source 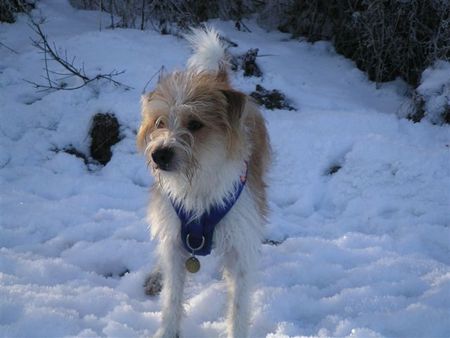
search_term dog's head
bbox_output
[137,70,246,184]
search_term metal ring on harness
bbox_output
[185,234,205,252]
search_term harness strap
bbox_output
[171,163,248,256]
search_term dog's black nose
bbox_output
[152,147,175,170]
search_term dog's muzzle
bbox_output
[151,147,175,171]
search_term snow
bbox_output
[416,60,450,124]
[1,1,450,337]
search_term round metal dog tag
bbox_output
[185,256,200,273]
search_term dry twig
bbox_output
[25,17,132,92]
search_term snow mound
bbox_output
[416,60,450,124]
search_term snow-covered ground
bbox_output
[1,1,450,337]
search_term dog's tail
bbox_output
[185,27,227,73]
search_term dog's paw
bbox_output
[144,270,163,296]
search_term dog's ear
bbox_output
[221,89,246,124]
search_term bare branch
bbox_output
[142,65,165,94]
[0,41,18,54]
[25,16,133,92]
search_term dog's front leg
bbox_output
[223,243,258,338]
[154,239,187,338]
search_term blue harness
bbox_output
[170,165,248,256]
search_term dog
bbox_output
[137,27,271,338]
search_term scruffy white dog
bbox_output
[137,27,270,338]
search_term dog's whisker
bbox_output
[146,159,152,170]
[156,171,164,190]
[144,142,153,157]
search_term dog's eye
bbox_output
[155,119,165,129]
[187,120,203,132]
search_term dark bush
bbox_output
[231,48,263,77]
[69,0,218,32]
[250,84,296,111]
[0,0,34,23]
[259,0,449,87]
[409,61,450,124]
[69,0,257,32]
[333,0,449,86]
[70,1,448,89]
